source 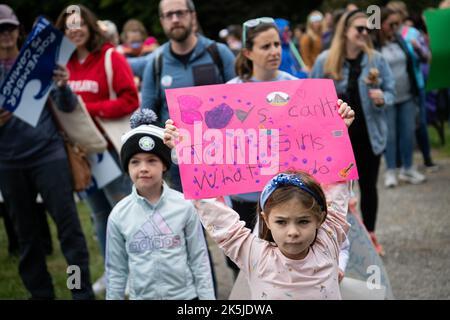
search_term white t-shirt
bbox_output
[227,70,298,84]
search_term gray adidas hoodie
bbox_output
[105,182,215,300]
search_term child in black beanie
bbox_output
[105,109,215,300]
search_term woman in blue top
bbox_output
[226,17,352,276]
[311,10,396,256]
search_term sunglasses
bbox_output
[0,24,18,33]
[242,17,275,45]
[354,25,370,34]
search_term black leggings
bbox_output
[351,139,381,232]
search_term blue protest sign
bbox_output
[0,16,75,127]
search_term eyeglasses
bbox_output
[0,24,18,34]
[242,17,275,45]
[160,9,191,20]
[354,25,370,34]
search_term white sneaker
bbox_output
[384,170,398,188]
[92,274,106,295]
[398,167,426,184]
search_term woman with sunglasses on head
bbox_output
[219,17,353,278]
[372,7,427,188]
[311,10,396,256]
[229,17,297,84]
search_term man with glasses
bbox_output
[140,0,236,192]
[139,0,236,299]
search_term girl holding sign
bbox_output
[55,5,139,294]
[165,121,354,299]
[311,10,396,255]
[224,17,298,277]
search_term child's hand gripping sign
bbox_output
[165,79,358,199]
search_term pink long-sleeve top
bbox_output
[195,182,351,300]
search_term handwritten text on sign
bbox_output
[166,79,358,199]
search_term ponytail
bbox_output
[235,51,253,81]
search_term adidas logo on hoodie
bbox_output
[128,211,181,253]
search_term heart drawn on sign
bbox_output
[177,95,203,124]
[235,106,255,123]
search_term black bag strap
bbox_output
[152,50,164,119]
[206,42,225,83]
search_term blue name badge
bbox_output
[0,16,75,127]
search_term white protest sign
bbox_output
[0,16,75,127]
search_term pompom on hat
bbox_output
[120,109,171,173]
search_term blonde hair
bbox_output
[324,10,374,80]
[386,1,409,21]
[306,10,323,41]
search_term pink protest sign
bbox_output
[166,79,358,199]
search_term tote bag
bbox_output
[50,95,107,154]
[95,48,133,153]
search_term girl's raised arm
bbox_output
[193,199,263,277]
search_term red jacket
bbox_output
[67,43,139,118]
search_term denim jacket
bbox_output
[373,33,421,94]
[311,50,396,155]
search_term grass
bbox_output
[0,202,104,299]
[427,123,450,158]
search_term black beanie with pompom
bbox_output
[120,109,171,173]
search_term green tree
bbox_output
[5,0,443,43]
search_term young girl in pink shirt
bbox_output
[163,99,354,299]
[193,170,351,300]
